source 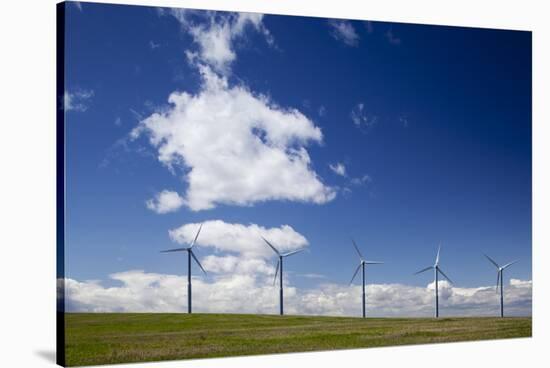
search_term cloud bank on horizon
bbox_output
[61,272,532,317]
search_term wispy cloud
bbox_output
[350,103,377,132]
[329,161,372,196]
[385,28,401,45]
[161,9,273,75]
[149,40,160,49]
[328,20,359,47]
[329,162,347,177]
[365,21,374,34]
[64,89,94,112]
[350,174,372,186]
[72,1,82,12]
[129,108,143,121]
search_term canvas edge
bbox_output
[56,2,66,367]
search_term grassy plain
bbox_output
[65,313,531,366]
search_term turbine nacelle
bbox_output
[484,253,518,292]
[350,239,383,285]
[361,260,383,265]
[160,223,207,276]
[261,236,306,259]
[414,245,453,284]
[261,236,305,286]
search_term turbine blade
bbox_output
[502,260,518,269]
[435,244,441,265]
[414,266,432,275]
[273,259,280,285]
[351,238,364,260]
[437,267,453,284]
[282,248,305,257]
[349,263,362,285]
[483,253,500,269]
[262,236,280,256]
[190,250,207,275]
[189,223,203,249]
[160,247,189,253]
[496,271,501,293]
[364,261,383,265]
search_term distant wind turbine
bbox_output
[161,223,206,314]
[349,239,383,318]
[262,236,305,316]
[414,245,453,318]
[484,254,518,318]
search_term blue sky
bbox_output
[62,2,531,316]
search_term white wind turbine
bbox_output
[160,223,206,314]
[349,239,383,318]
[414,245,453,318]
[262,236,305,316]
[484,254,518,318]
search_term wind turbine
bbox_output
[484,254,518,318]
[349,239,383,318]
[414,245,453,318]
[161,223,206,314]
[262,236,305,316]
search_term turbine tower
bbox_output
[161,223,206,314]
[484,254,518,318]
[414,245,453,318]
[349,239,383,318]
[262,236,305,316]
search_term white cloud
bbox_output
[146,190,185,214]
[64,89,94,112]
[510,278,532,287]
[202,255,274,275]
[165,9,273,75]
[169,220,308,258]
[328,20,359,47]
[329,162,347,177]
[62,271,532,317]
[132,65,336,211]
[350,103,377,131]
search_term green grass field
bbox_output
[65,313,531,366]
